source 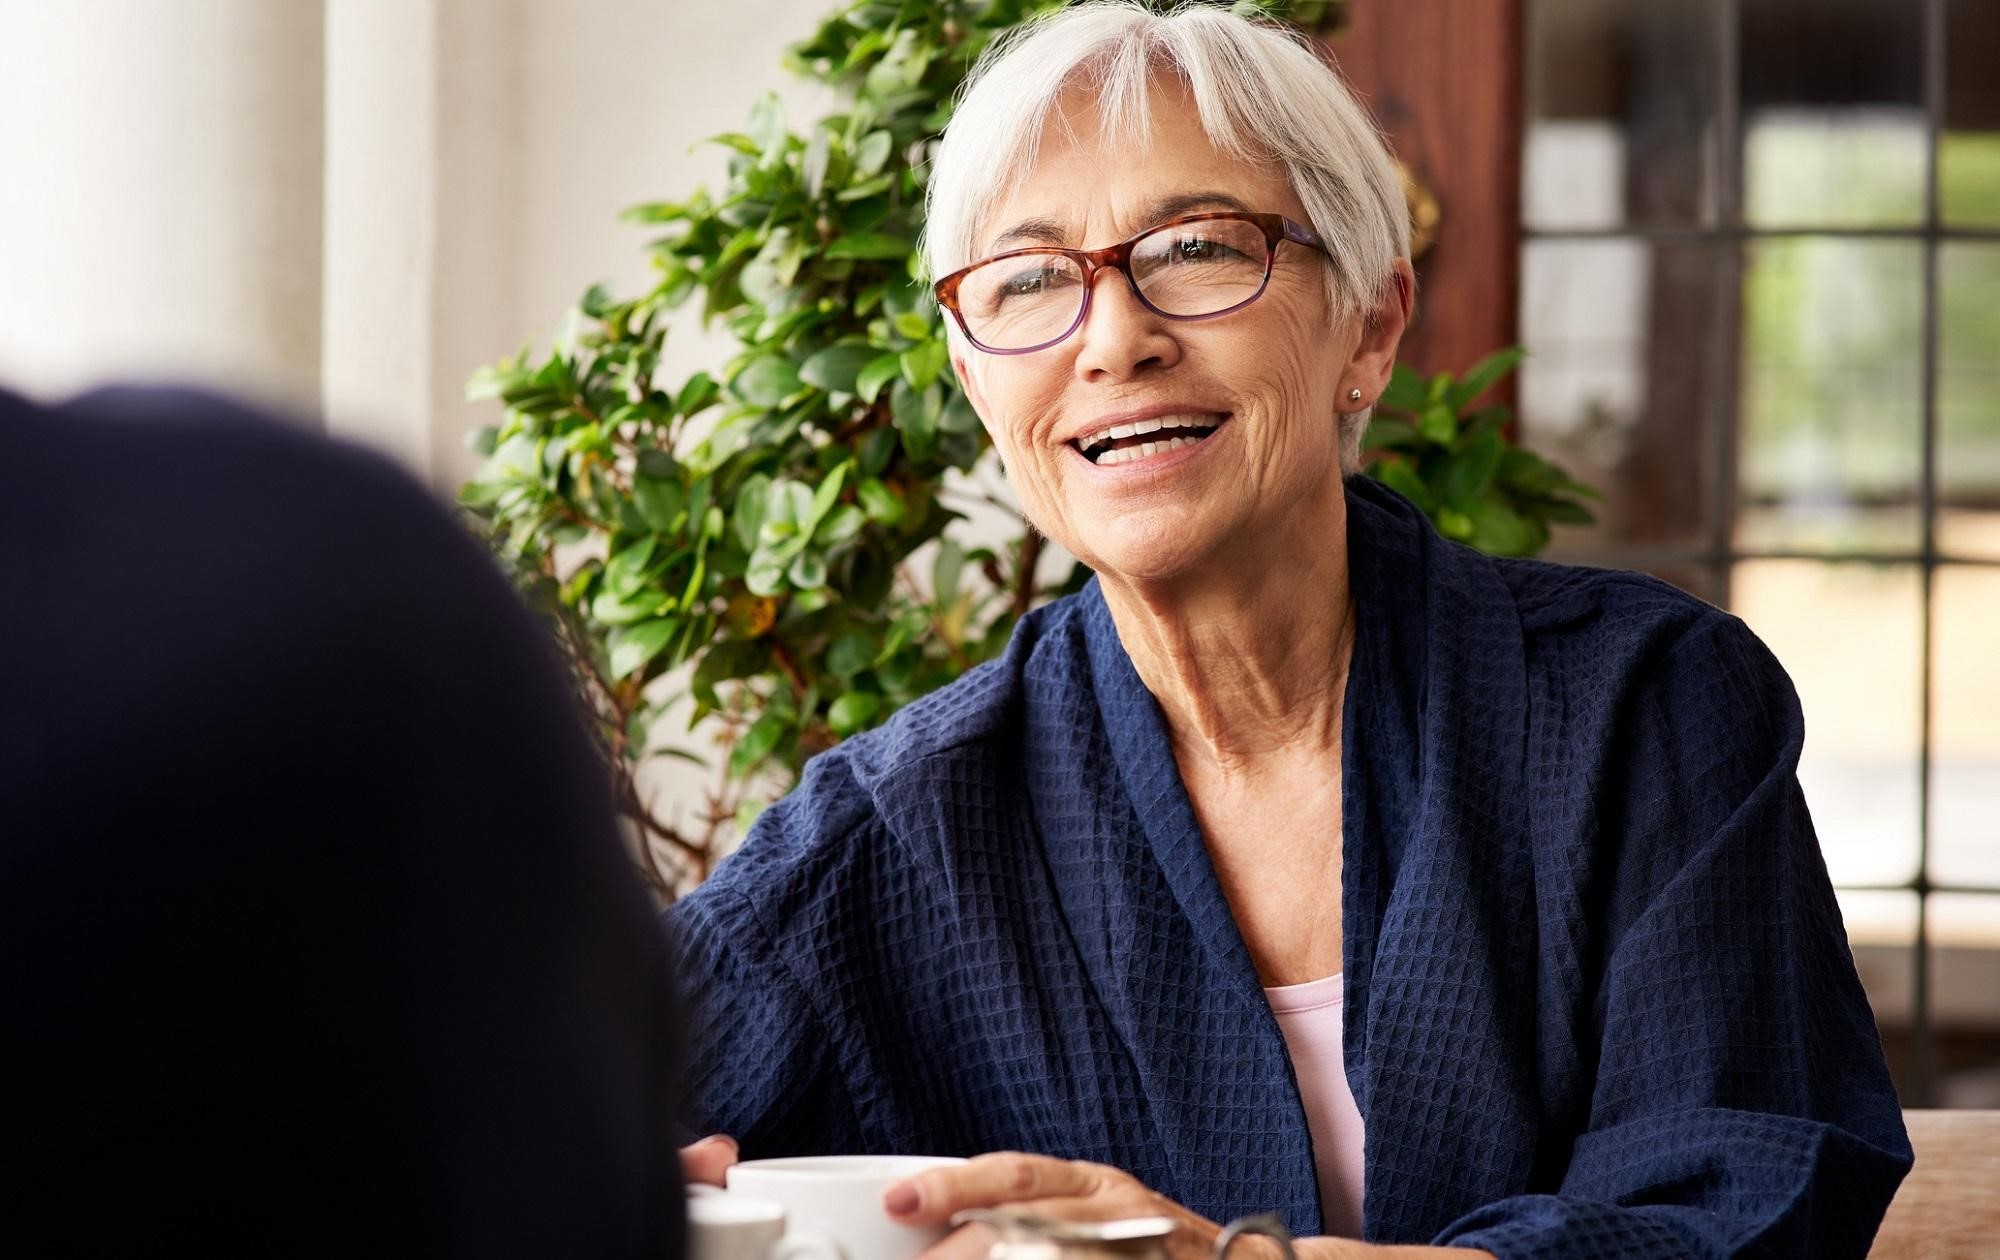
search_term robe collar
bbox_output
[1057,476,1534,1240]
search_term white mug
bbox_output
[686,1191,787,1260]
[726,1154,967,1260]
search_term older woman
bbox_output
[669,4,1911,1257]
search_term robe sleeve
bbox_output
[1432,613,1913,1259]
[665,759,869,1158]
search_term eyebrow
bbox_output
[983,191,1255,254]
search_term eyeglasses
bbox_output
[932,211,1330,355]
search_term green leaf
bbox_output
[732,473,772,550]
[744,555,788,596]
[855,129,893,177]
[1361,418,1419,451]
[734,354,803,407]
[938,391,981,434]
[802,129,832,198]
[858,425,898,476]
[691,639,769,708]
[818,504,866,545]
[591,586,665,627]
[890,379,940,460]
[765,478,814,529]
[855,352,902,405]
[637,446,678,479]
[899,340,945,391]
[1533,497,1598,526]
[633,472,685,532]
[827,632,876,679]
[1441,425,1503,509]
[787,550,828,589]
[1418,403,1457,446]
[603,536,657,596]
[1380,361,1427,411]
[609,617,679,679]
[892,311,931,340]
[800,343,882,393]
[1371,457,1434,513]
[579,282,618,318]
[932,537,964,605]
[806,462,852,536]
[828,690,881,735]
[729,711,787,776]
[675,371,718,416]
[1465,500,1536,555]
[746,92,786,161]
[858,476,905,525]
[824,231,911,260]
[1446,347,1526,411]
[1437,507,1476,542]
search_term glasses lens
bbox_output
[956,253,1089,351]
[1131,218,1270,316]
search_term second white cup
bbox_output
[726,1154,967,1260]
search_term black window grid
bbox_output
[1520,0,2000,1107]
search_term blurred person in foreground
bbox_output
[0,384,684,1257]
[667,4,1912,1258]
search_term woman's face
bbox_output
[948,78,1405,587]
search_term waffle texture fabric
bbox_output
[670,474,1911,1258]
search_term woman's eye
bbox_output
[1001,267,1071,297]
[1174,236,1238,261]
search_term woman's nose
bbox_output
[1071,266,1179,381]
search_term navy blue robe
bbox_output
[669,475,1911,1258]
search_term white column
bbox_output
[0,0,325,415]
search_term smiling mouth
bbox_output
[1072,412,1228,466]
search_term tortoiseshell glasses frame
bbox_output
[932,211,1330,355]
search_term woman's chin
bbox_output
[1072,511,1231,587]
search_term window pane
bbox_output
[1731,560,1921,886]
[1520,239,1725,550]
[1736,239,1924,554]
[1739,0,1926,228]
[1930,566,2000,889]
[1838,890,1918,1080]
[1938,243,2000,561]
[1942,0,2000,228]
[1524,0,1720,229]
[1927,893,2000,1109]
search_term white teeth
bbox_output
[1074,411,1225,454]
[1093,434,1201,467]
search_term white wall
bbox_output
[322,0,832,487]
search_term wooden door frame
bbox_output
[1320,0,1525,393]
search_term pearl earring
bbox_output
[1348,388,1363,403]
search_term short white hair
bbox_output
[922,1,1412,472]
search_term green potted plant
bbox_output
[458,0,1597,895]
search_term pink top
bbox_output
[1263,973,1366,1238]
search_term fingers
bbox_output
[913,1222,999,1260]
[678,1134,739,1187]
[885,1152,1103,1226]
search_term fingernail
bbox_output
[884,1184,919,1216]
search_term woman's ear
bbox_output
[949,346,989,422]
[1342,258,1415,401]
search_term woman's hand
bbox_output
[679,1134,739,1188]
[885,1152,1289,1260]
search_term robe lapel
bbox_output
[1019,585,1322,1237]
[1340,479,1542,1241]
